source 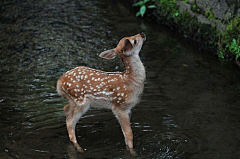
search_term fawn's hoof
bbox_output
[74,143,84,153]
[129,148,138,157]
[126,146,138,157]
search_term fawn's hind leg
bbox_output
[65,98,90,153]
[64,104,70,115]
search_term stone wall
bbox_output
[126,0,240,66]
[176,0,239,34]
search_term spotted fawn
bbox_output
[57,33,146,156]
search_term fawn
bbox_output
[57,33,146,156]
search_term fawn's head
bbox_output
[99,33,146,60]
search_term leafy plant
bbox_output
[227,17,240,32]
[159,0,179,17]
[218,17,240,61]
[227,39,240,60]
[218,50,225,60]
[133,0,156,17]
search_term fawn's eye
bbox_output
[133,39,137,45]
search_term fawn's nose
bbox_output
[140,32,146,41]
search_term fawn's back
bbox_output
[58,66,138,109]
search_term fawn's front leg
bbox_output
[113,109,138,156]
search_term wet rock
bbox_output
[196,0,234,21]
[216,22,227,34]
[237,8,240,17]
[176,1,227,33]
[197,14,214,26]
[176,1,194,15]
[187,0,195,4]
[195,0,212,12]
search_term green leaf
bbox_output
[144,0,150,3]
[236,54,240,60]
[233,39,237,44]
[219,51,225,59]
[136,11,141,17]
[174,12,179,17]
[140,5,146,17]
[133,1,144,7]
[148,5,156,9]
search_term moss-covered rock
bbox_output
[130,0,240,66]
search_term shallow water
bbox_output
[0,0,240,158]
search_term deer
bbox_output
[57,33,146,156]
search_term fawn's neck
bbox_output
[122,55,145,86]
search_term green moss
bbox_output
[158,0,179,18]
[219,17,240,61]
[192,3,201,13]
[205,10,217,21]
[227,17,240,32]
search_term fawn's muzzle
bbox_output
[140,32,146,41]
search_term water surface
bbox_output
[0,0,240,158]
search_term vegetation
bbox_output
[205,10,217,21]
[158,0,180,19]
[133,0,179,18]
[132,0,156,17]
[218,17,240,63]
[133,0,240,64]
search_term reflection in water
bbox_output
[0,0,240,158]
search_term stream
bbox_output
[0,0,240,158]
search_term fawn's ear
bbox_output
[123,39,133,55]
[99,49,117,59]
